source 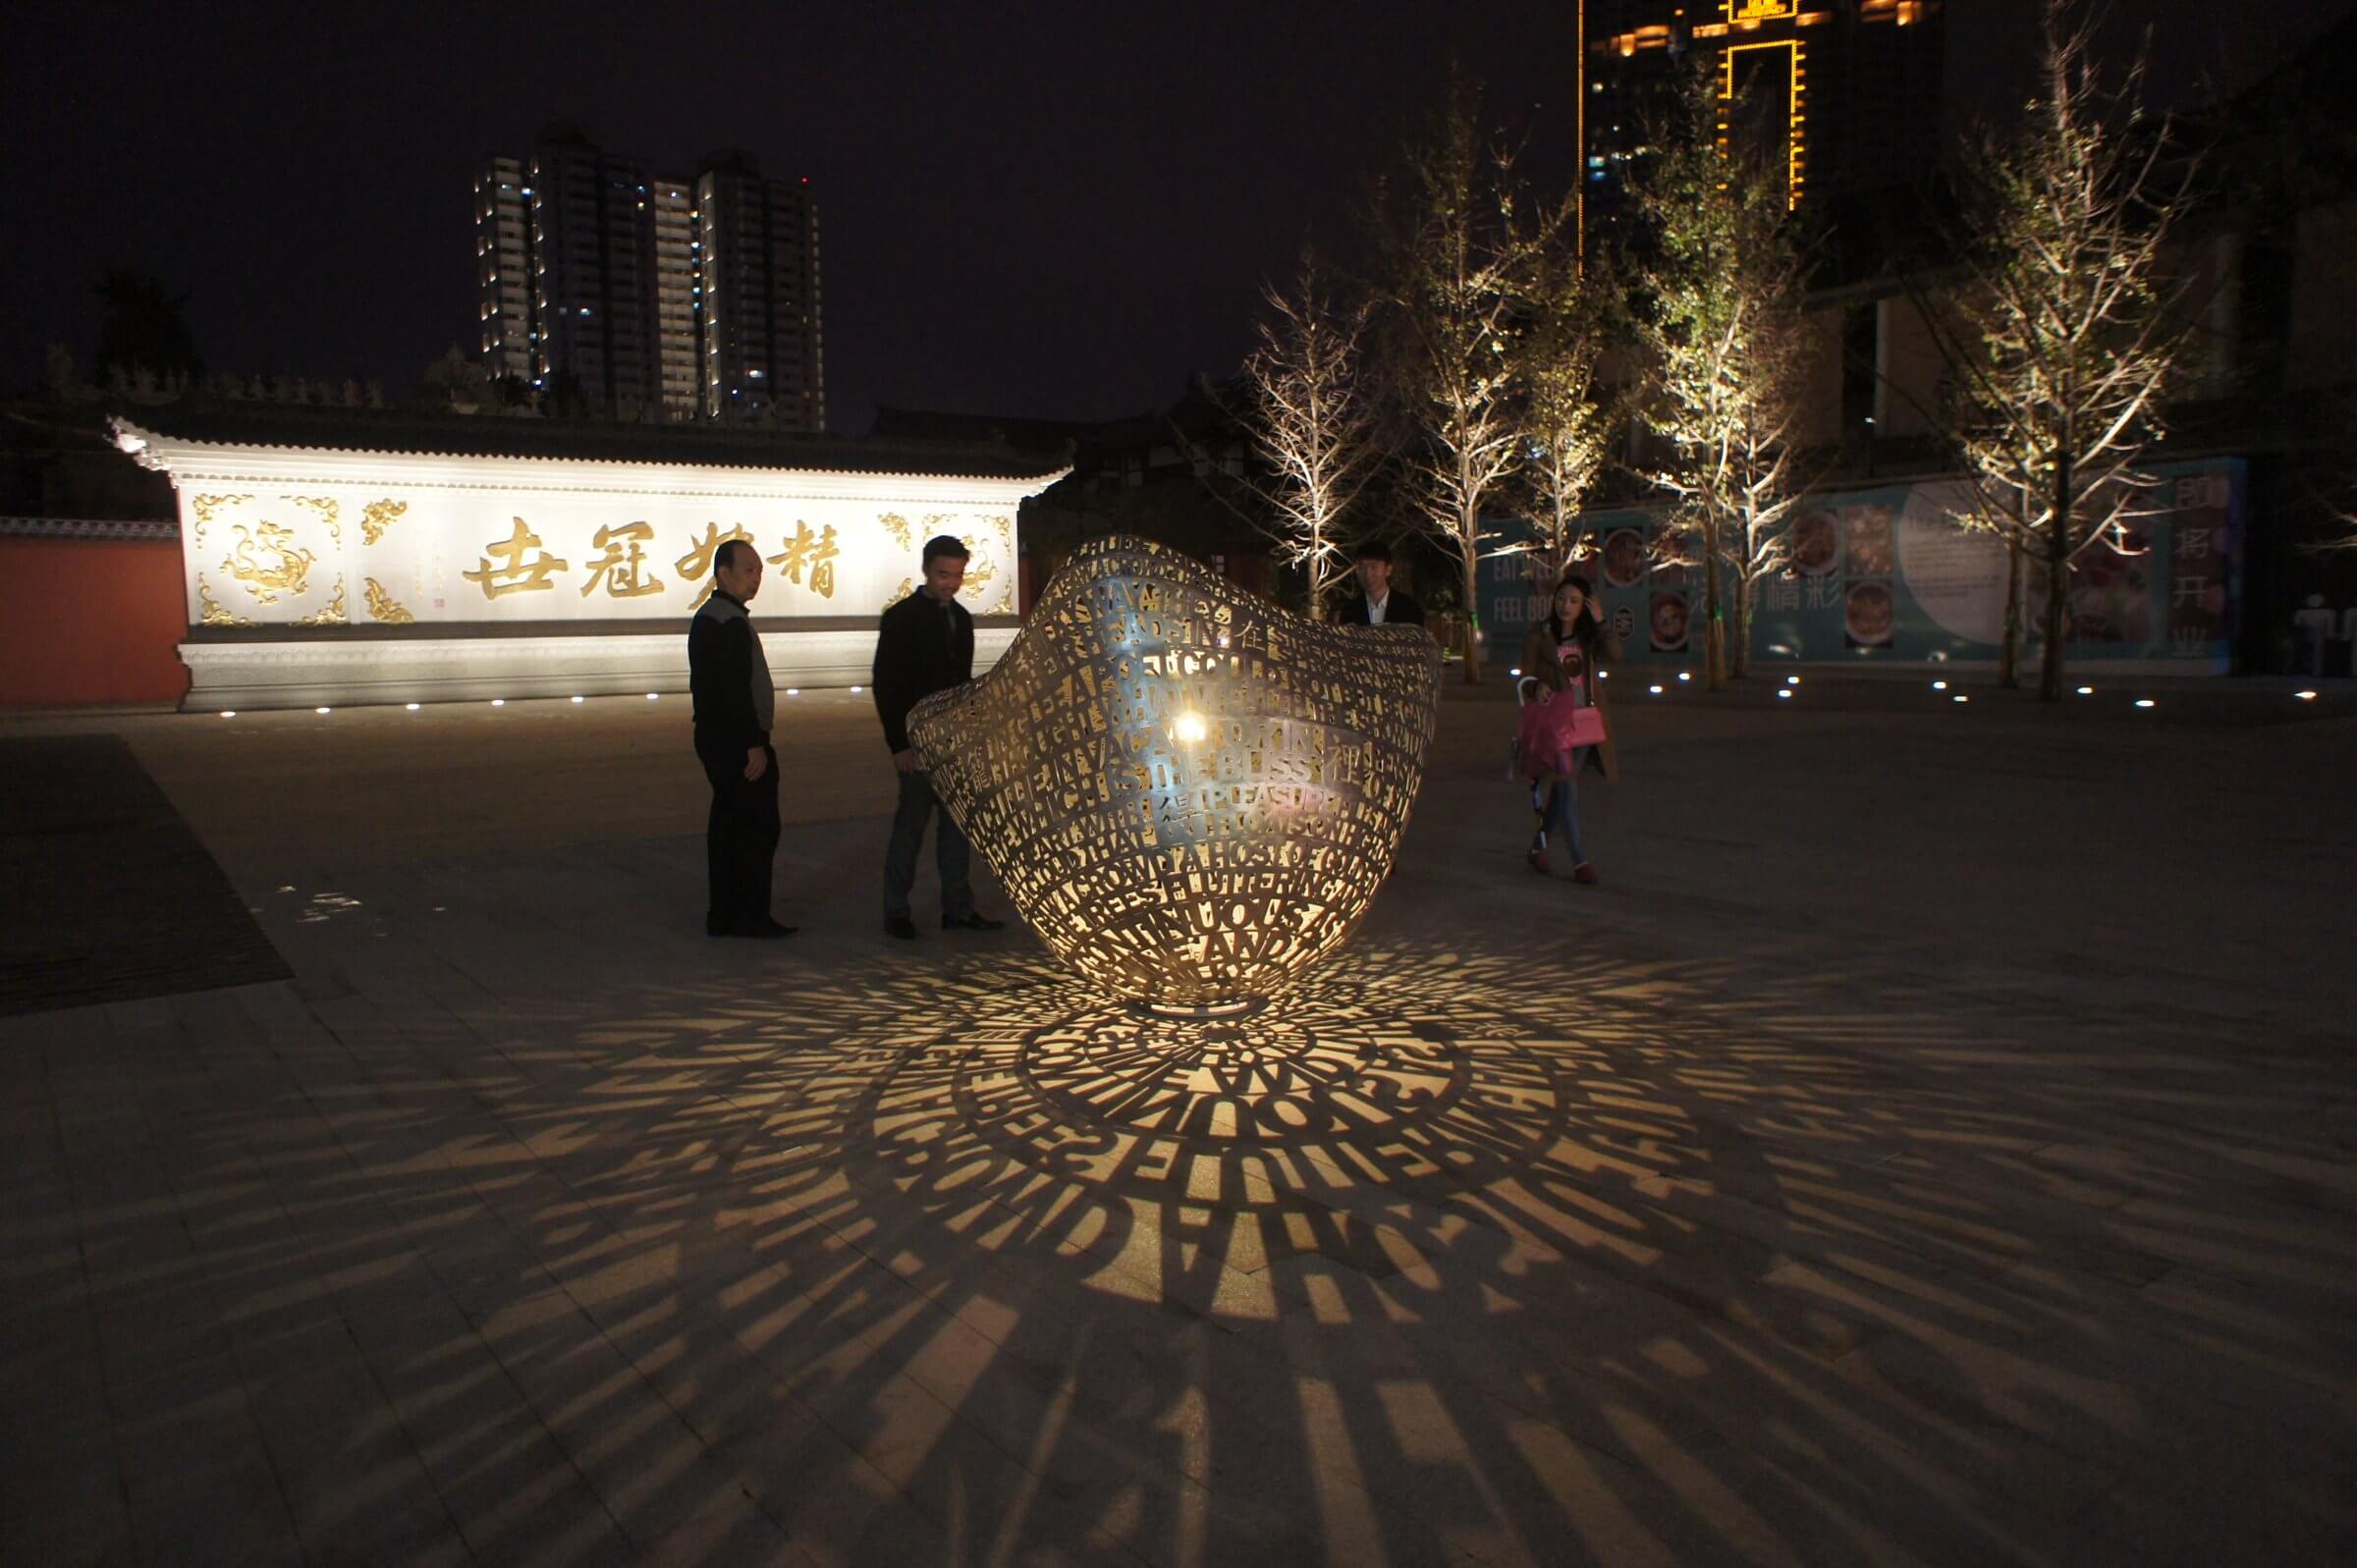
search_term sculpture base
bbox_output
[1130,998,1269,1023]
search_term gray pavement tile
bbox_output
[714,1407,962,1568]
[633,1481,812,1568]
[593,1311,805,1453]
[0,1331,109,1424]
[0,1420,132,1568]
[466,1288,752,1548]
[1830,1325,2357,1530]
[90,1286,239,1400]
[115,1396,301,1565]
[10,698,2354,1568]
[404,1402,627,1567]
[2076,1478,2357,1568]
[1985,1260,2357,1429]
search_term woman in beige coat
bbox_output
[1516,573,1621,882]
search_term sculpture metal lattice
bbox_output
[908,535,1441,1010]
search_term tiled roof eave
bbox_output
[109,417,1073,485]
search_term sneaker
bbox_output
[740,917,797,939]
[1526,848,1553,875]
[884,915,918,940]
[1572,863,1599,885]
[942,911,1005,932]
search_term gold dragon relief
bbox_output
[880,517,1014,612]
[959,539,999,607]
[222,520,317,604]
[981,514,1017,613]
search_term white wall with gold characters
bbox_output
[111,421,1062,709]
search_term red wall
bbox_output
[0,538,192,706]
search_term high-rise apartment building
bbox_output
[527,132,664,413]
[696,152,825,430]
[475,157,535,384]
[1584,1,1945,239]
[651,179,702,418]
[470,131,823,428]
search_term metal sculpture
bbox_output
[908,535,1441,1012]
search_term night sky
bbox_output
[4,0,2348,431]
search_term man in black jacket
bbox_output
[1335,539,1426,626]
[872,534,1003,940]
[688,539,792,939]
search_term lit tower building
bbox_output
[473,156,537,384]
[651,178,703,419]
[524,128,662,414]
[471,134,824,427]
[696,151,825,431]
[1584,1,1944,238]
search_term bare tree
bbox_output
[1372,72,1573,680]
[1515,251,1619,584]
[1231,254,1381,621]
[1624,66,1815,686]
[421,346,492,412]
[1916,0,2196,700]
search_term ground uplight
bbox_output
[1648,683,1664,695]
[2135,698,2156,709]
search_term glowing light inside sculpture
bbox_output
[908,536,1441,1011]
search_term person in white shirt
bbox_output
[1336,540,1425,626]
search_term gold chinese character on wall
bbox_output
[581,520,665,598]
[675,522,753,608]
[767,521,840,598]
[463,518,569,599]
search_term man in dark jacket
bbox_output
[1335,539,1425,626]
[872,534,1003,940]
[688,539,792,938]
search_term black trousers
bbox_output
[695,731,780,932]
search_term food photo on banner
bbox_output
[1475,460,2244,672]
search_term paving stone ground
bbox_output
[0,734,288,1015]
[2,680,2352,1566]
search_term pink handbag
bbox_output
[1516,691,1607,779]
